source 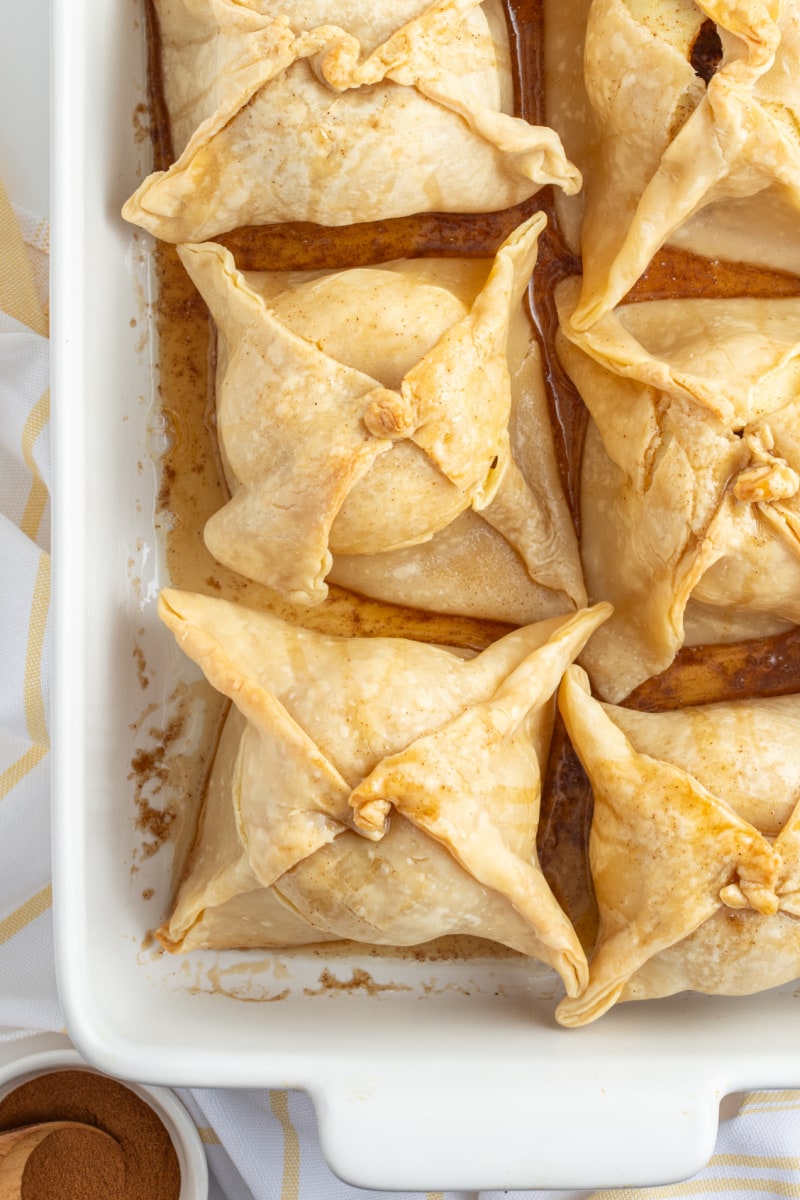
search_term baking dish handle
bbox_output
[312,1067,722,1191]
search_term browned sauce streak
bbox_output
[218,203,542,272]
[539,713,597,952]
[144,0,800,958]
[625,625,800,712]
[526,218,585,520]
[627,246,800,304]
[145,0,172,171]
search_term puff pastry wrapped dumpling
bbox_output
[178,213,586,624]
[158,589,611,996]
[566,0,800,327]
[557,280,800,701]
[122,0,580,243]
[557,666,800,1026]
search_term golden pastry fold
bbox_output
[566,0,800,327]
[158,589,611,995]
[123,0,580,242]
[557,280,800,701]
[557,667,800,1026]
[178,215,585,623]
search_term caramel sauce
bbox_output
[143,0,800,954]
[627,246,800,304]
[539,713,596,952]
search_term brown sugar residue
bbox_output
[141,930,156,951]
[202,981,291,1005]
[130,680,230,904]
[304,934,520,963]
[129,713,186,861]
[421,979,473,998]
[180,958,292,1003]
[128,701,160,733]
[132,101,150,145]
[132,642,150,690]
[156,460,176,513]
[303,967,413,997]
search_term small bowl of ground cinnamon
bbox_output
[0,1048,208,1200]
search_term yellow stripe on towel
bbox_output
[0,180,47,337]
[23,553,50,749]
[269,1090,301,1200]
[740,1090,800,1114]
[20,388,50,545]
[0,884,52,945]
[710,1153,800,1170]
[0,745,47,803]
[197,1127,221,1146]
[595,1179,800,1199]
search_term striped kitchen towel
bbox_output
[0,181,59,1037]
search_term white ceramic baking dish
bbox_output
[50,0,800,1190]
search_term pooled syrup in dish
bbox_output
[144,0,800,952]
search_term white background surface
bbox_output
[0,0,50,214]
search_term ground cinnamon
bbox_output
[20,1126,126,1200]
[0,1069,181,1200]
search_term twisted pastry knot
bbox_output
[719,842,800,917]
[363,388,416,439]
[307,0,478,92]
[705,0,782,76]
[732,426,800,503]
